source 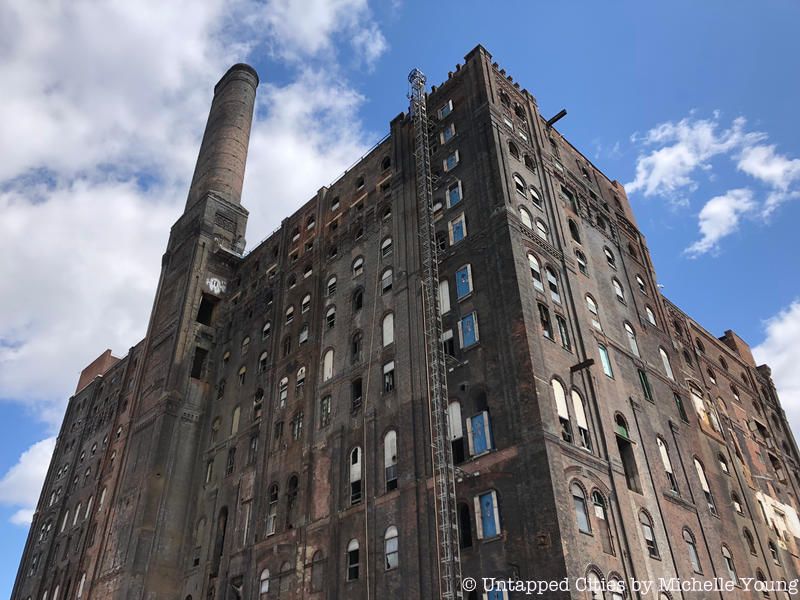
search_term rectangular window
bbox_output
[638,370,654,402]
[455,264,473,299]
[458,313,479,348]
[439,279,451,314]
[447,180,462,207]
[467,411,493,455]
[448,213,467,244]
[599,344,613,378]
[438,99,453,119]
[556,315,571,350]
[440,122,456,144]
[443,150,460,172]
[475,491,500,539]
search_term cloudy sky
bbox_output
[1,0,799,593]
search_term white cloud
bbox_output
[258,0,387,67]
[0,0,387,434]
[753,301,800,438]
[738,145,800,215]
[684,188,756,257]
[0,438,56,525]
[626,114,761,200]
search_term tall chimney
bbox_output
[186,63,259,209]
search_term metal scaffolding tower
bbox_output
[408,67,463,600]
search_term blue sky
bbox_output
[1,0,799,594]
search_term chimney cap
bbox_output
[215,63,259,93]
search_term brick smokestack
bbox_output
[186,63,259,209]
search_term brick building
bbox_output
[12,45,800,600]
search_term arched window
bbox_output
[262,321,271,339]
[259,569,270,595]
[381,156,391,170]
[524,154,535,170]
[381,237,393,257]
[722,545,737,582]
[381,268,393,294]
[286,475,299,526]
[530,187,543,209]
[718,453,730,474]
[592,492,614,554]
[279,377,289,406]
[382,313,394,346]
[519,206,533,229]
[586,571,604,600]
[586,295,601,331]
[545,267,561,303]
[325,305,336,328]
[352,288,363,311]
[769,540,780,565]
[266,484,278,534]
[604,247,616,269]
[694,458,717,515]
[657,437,679,493]
[535,219,549,240]
[322,349,334,381]
[241,336,250,355]
[352,256,364,277]
[640,511,659,558]
[287,273,297,289]
[572,389,591,450]
[552,379,572,443]
[384,526,399,570]
[659,347,674,380]
[509,142,520,160]
[310,551,324,592]
[645,306,656,325]
[636,274,646,294]
[303,263,313,278]
[684,528,702,573]
[285,305,294,324]
[719,356,729,371]
[744,528,757,555]
[624,322,639,357]
[732,492,743,514]
[612,278,625,302]
[513,173,526,195]
[231,406,241,436]
[572,483,590,533]
[384,430,398,491]
[350,447,362,505]
[528,253,544,292]
[347,539,360,580]
[301,294,311,313]
[575,249,588,275]
[258,351,268,373]
[569,219,581,244]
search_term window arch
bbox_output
[347,539,360,580]
[325,305,336,329]
[231,406,241,436]
[624,322,639,357]
[743,528,757,555]
[381,237,393,257]
[310,550,325,591]
[530,187,543,208]
[352,256,364,277]
[352,288,364,311]
[572,389,591,450]
[384,430,398,491]
[545,267,560,303]
[586,570,604,600]
[381,268,393,294]
[604,247,616,269]
[645,305,656,325]
[639,510,659,558]
[568,219,581,244]
[524,154,535,170]
[519,206,533,229]
[528,253,544,292]
[657,437,679,493]
[509,141,520,160]
[722,545,737,582]
[301,294,311,313]
[382,313,394,346]
[322,349,334,381]
[612,278,625,302]
[571,482,591,533]
[586,295,601,331]
[262,321,271,339]
[719,356,729,371]
[384,526,399,570]
[285,305,295,324]
[575,249,588,275]
[551,379,571,443]
[684,528,702,573]
[659,347,674,380]
[635,274,646,294]
[513,173,526,195]
[259,568,270,595]
[535,219,549,240]
[350,447,362,505]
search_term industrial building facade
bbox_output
[12,45,800,599]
